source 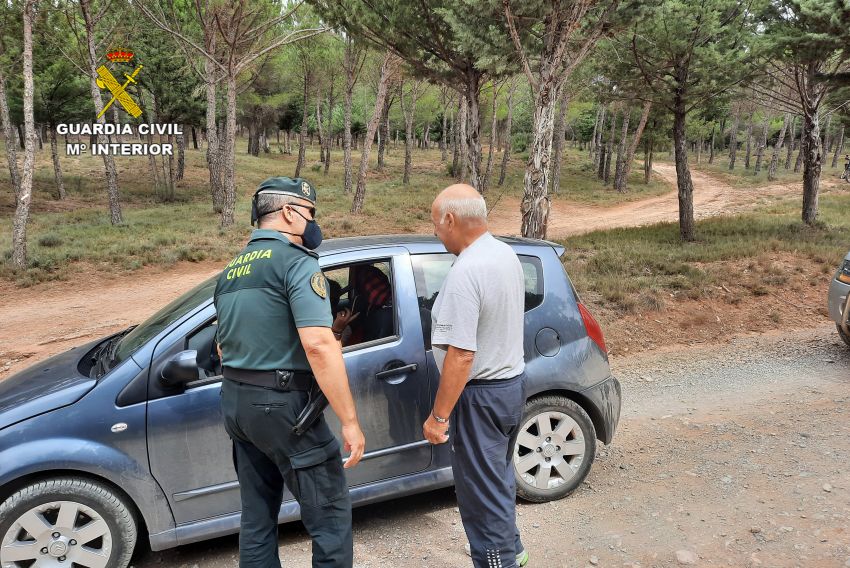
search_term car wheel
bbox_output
[0,478,137,568]
[838,324,850,348]
[513,395,596,503]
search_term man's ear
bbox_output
[444,212,455,229]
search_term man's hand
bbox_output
[341,422,366,468]
[423,413,449,444]
[333,307,359,332]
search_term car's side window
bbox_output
[323,260,397,350]
[411,252,545,349]
[520,255,544,312]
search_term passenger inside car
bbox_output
[324,262,395,347]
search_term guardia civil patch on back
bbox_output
[310,272,327,298]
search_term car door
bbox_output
[318,248,432,487]
[145,248,431,525]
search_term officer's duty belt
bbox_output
[223,366,314,391]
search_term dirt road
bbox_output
[486,163,802,238]
[131,325,850,567]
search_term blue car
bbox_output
[0,236,621,568]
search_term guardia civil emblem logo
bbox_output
[302,182,311,197]
[310,272,327,299]
[95,49,143,119]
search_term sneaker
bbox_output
[464,543,529,566]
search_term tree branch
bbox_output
[502,0,538,93]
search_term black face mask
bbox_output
[283,208,323,250]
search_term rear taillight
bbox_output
[578,303,607,354]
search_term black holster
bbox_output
[293,382,329,436]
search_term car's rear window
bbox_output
[411,253,544,349]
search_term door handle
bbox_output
[375,363,418,381]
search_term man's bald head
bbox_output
[430,184,488,255]
[432,184,487,226]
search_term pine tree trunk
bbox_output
[673,102,696,241]
[377,94,390,172]
[754,116,769,175]
[50,125,66,200]
[0,70,21,199]
[352,52,396,214]
[457,96,468,182]
[464,72,483,190]
[204,34,222,213]
[482,85,500,194]
[785,116,796,170]
[343,41,356,194]
[315,95,324,165]
[550,89,569,194]
[295,72,309,178]
[768,113,790,181]
[12,0,37,268]
[589,106,601,162]
[644,137,654,184]
[323,90,333,174]
[794,122,804,173]
[498,78,517,187]
[831,125,844,169]
[597,143,606,180]
[220,73,238,227]
[603,113,616,185]
[613,110,631,192]
[520,81,558,238]
[440,99,448,162]
[147,132,160,189]
[451,97,461,178]
[728,111,739,170]
[112,106,121,143]
[192,126,198,150]
[801,108,821,225]
[176,128,185,181]
[594,105,607,172]
[744,114,753,169]
[402,91,414,185]
[708,125,715,164]
[617,101,652,192]
[822,114,832,154]
[81,0,122,225]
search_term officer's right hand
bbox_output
[341,422,366,469]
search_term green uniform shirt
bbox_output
[214,229,332,371]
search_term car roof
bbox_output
[316,234,565,257]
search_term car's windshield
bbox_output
[112,277,217,366]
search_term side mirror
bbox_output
[160,350,199,388]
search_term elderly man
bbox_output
[215,177,365,567]
[422,184,529,568]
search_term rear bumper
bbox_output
[580,375,621,445]
[828,278,850,334]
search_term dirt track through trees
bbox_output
[0,166,817,379]
[485,163,804,238]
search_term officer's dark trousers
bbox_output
[451,372,526,568]
[220,379,353,568]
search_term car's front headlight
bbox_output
[838,260,850,285]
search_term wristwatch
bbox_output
[432,411,449,424]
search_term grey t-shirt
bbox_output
[431,232,526,381]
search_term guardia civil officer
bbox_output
[214,177,365,568]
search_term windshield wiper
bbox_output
[91,327,134,378]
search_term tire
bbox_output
[838,324,850,348]
[0,477,137,568]
[514,395,596,503]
